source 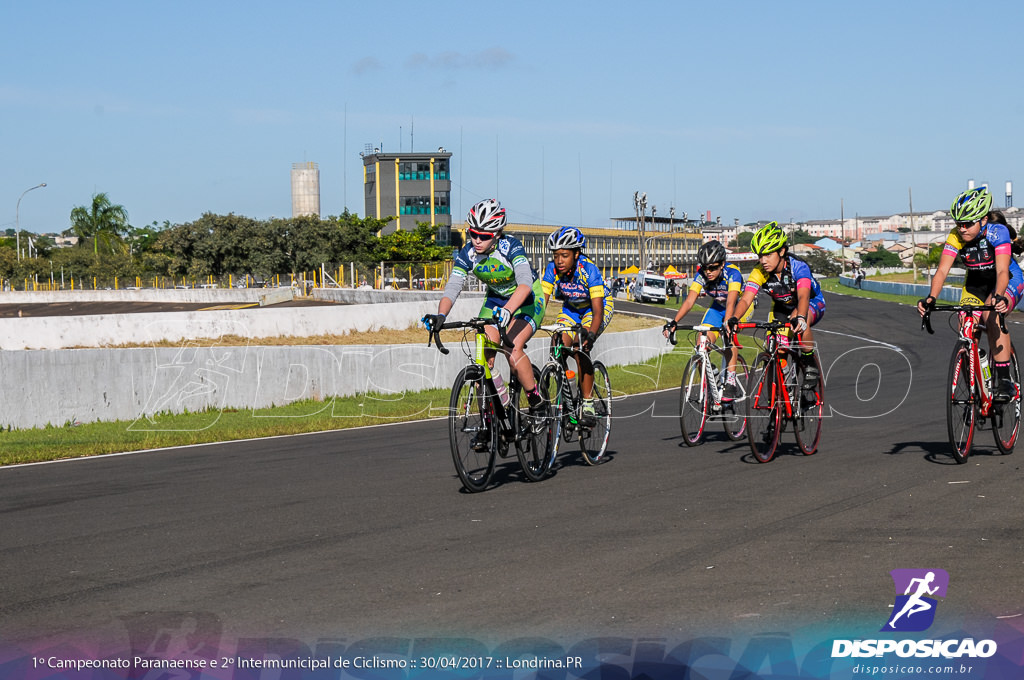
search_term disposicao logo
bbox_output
[831,568,998,659]
[882,568,948,632]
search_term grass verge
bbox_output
[818,277,922,306]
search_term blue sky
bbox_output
[3,0,1023,235]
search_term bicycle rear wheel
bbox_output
[947,342,975,464]
[449,367,496,492]
[580,361,612,465]
[745,354,781,463]
[721,354,749,441]
[515,366,553,482]
[794,353,824,455]
[992,347,1020,455]
[679,355,709,446]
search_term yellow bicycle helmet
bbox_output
[750,221,787,255]
[950,187,993,223]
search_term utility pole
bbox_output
[910,187,918,281]
[840,198,845,277]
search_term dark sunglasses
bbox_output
[955,220,977,229]
[469,230,495,241]
[703,263,724,272]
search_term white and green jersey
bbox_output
[446,234,534,301]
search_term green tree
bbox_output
[789,228,817,245]
[913,243,944,270]
[733,231,755,250]
[801,250,842,277]
[371,223,451,262]
[860,248,902,268]
[67,192,130,258]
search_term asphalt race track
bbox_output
[2,291,1022,654]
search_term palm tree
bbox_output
[68,192,129,258]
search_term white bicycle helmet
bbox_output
[467,198,507,233]
[546,226,587,250]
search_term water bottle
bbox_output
[980,349,992,387]
[493,374,511,409]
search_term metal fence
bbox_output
[1,261,456,294]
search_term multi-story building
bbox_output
[933,205,1024,234]
[362,149,453,243]
[454,222,703,279]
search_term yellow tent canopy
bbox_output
[662,265,686,279]
[617,265,640,276]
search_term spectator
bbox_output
[855,266,865,289]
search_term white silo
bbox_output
[291,162,321,217]
[1007,181,1013,208]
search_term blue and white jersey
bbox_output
[451,234,532,300]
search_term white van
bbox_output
[632,271,668,303]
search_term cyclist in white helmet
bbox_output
[423,199,547,448]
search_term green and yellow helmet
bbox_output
[750,221,788,255]
[950,187,993,223]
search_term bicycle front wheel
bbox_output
[794,353,824,455]
[449,367,496,492]
[580,361,612,465]
[679,355,709,446]
[722,354,749,441]
[992,346,1020,455]
[745,354,781,463]
[947,342,975,464]
[515,366,553,482]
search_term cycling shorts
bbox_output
[479,279,547,332]
[769,297,825,327]
[556,295,614,339]
[961,279,1024,311]
[702,303,753,329]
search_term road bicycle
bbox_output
[427,317,553,492]
[536,323,613,467]
[921,303,1020,463]
[667,324,748,445]
[735,320,824,462]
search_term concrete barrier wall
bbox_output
[0,325,669,430]
[0,288,288,304]
[0,298,483,350]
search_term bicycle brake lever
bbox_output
[429,328,450,354]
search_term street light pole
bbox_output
[650,205,657,269]
[639,192,647,269]
[16,183,47,262]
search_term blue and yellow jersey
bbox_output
[541,254,607,311]
[689,263,744,310]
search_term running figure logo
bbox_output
[881,569,949,632]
